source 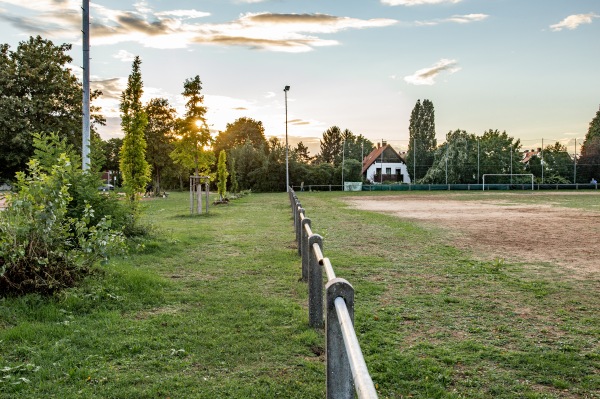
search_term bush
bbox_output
[0,146,125,297]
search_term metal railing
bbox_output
[288,188,378,399]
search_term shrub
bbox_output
[0,154,125,297]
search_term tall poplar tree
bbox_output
[119,56,150,200]
[406,99,437,182]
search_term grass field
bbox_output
[1,191,599,398]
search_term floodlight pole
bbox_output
[284,85,290,192]
[82,0,91,171]
[342,139,346,189]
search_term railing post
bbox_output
[308,234,324,328]
[301,218,311,282]
[326,278,354,399]
[296,208,305,255]
[292,194,298,219]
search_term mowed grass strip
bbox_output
[1,191,598,398]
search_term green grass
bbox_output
[1,191,599,398]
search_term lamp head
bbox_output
[284,85,290,92]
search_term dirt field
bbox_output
[345,192,600,279]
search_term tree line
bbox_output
[406,99,600,184]
[1,36,599,193]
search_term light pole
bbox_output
[82,0,90,170]
[284,85,290,192]
[342,139,346,190]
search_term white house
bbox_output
[362,143,411,184]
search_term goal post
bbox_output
[482,174,534,191]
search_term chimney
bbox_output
[382,140,387,146]
[377,142,380,149]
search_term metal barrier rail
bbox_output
[288,188,378,399]
[292,183,599,192]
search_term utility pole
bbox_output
[82,0,91,170]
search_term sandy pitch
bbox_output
[345,193,600,279]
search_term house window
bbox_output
[376,167,381,175]
[386,168,391,175]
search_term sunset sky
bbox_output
[1,0,598,155]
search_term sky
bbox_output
[1,0,599,156]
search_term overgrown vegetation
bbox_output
[0,134,132,296]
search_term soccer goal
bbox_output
[482,174,534,191]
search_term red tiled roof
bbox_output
[362,144,405,175]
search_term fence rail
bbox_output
[293,183,599,192]
[289,188,378,399]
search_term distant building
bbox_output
[362,143,411,183]
[522,148,542,165]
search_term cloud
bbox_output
[190,12,396,52]
[415,13,488,26]
[154,10,211,19]
[404,59,460,85]
[550,13,598,31]
[289,119,310,126]
[382,0,462,6]
[113,49,136,62]
[0,2,397,52]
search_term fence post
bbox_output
[301,218,311,282]
[296,208,305,254]
[308,234,324,328]
[326,278,354,399]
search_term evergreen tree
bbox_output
[293,141,312,164]
[119,56,151,200]
[406,99,437,182]
[318,126,343,165]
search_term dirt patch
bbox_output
[345,193,600,279]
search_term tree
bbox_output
[228,156,239,194]
[318,126,343,165]
[293,141,312,164]
[406,99,437,182]
[101,138,123,185]
[478,129,524,182]
[229,143,267,191]
[421,130,479,184]
[144,98,177,193]
[542,142,573,183]
[578,106,600,182]
[170,76,214,177]
[217,150,228,200]
[119,56,151,199]
[213,117,267,155]
[0,36,104,181]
